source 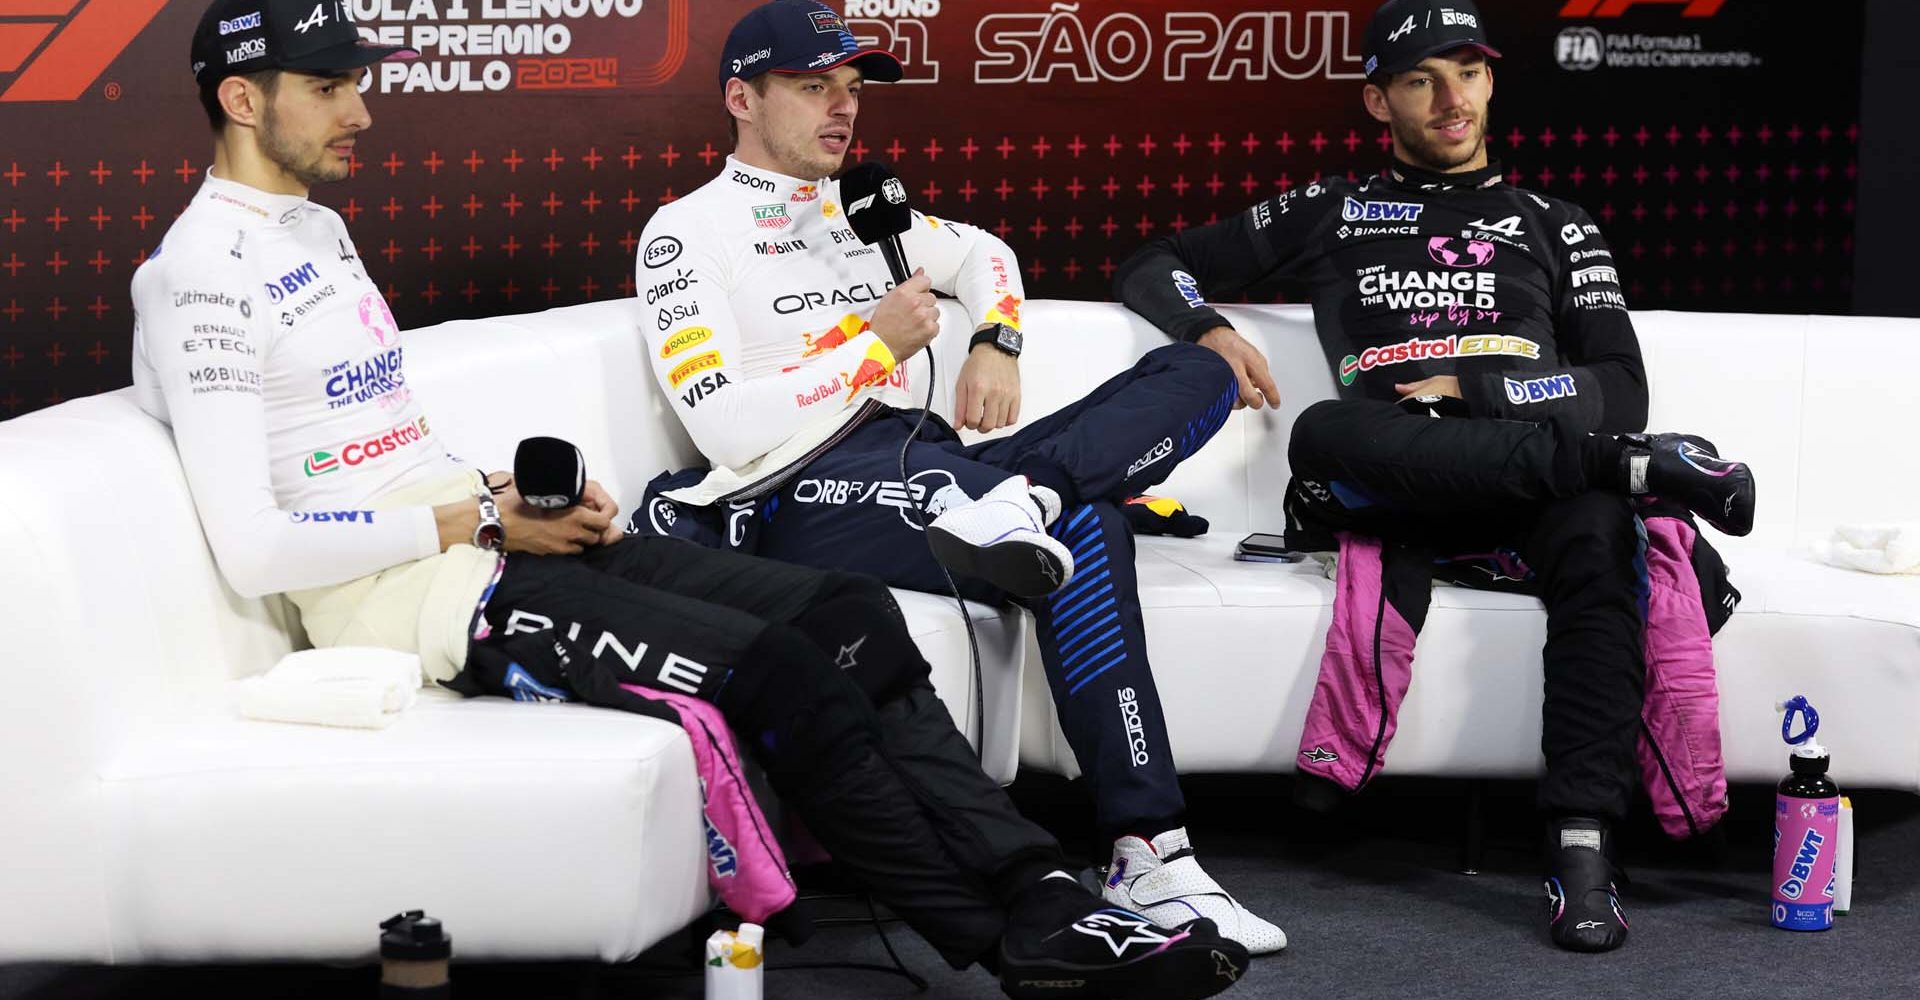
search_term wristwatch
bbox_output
[968,322,1023,358]
[472,493,505,552]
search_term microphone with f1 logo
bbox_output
[838,161,915,285]
[513,436,586,509]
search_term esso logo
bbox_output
[643,235,683,269]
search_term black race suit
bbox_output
[1116,158,1657,821]
[461,536,1062,968]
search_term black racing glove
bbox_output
[1121,495,1209,538]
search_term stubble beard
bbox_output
[762,122,841,181]
[260,104,348,188]
[1392,111,1489,173]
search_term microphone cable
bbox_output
[896,341,986,766]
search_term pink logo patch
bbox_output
[358,292,400,348]
[1427,237,1497,268]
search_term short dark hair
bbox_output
[727,75,773,145]
[198,68,282,132]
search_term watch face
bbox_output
[996,325,1022,353]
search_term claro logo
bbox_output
[0,0,171,102]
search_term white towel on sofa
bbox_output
[1814,523,1920,575]
[239,647,423,729]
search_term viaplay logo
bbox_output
[0,0,169,102]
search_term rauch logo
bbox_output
[0,0,170,102]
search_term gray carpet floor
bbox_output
[6,776,1916,999]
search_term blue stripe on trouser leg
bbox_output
[1177,380,1239,461]
[1023,501,1186,837]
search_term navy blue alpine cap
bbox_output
[1363,0,1502,78]
[190,0,416,84]
[719,0,903,90]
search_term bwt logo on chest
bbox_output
[265,262,322,304]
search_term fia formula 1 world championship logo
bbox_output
[0,0,169,102]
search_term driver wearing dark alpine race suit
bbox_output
[1116,0,1755,956]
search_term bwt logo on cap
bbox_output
[219,12,263,35]
[0,0,169,102]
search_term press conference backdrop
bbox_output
[0,1,1867,415]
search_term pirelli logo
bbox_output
[667,350,722,389]
[0,0,169,102]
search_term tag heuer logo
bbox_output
[303,450,340,477]
[753,204,790,229]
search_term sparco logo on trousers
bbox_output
[1117,687,1150,766]
[1126,438,1172,478]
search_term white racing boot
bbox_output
[925,476,1073,597]
[1103,827,1288,955]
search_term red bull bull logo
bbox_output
[846,341,897,400]
[986,293,1023,328]
[802,314,870,358]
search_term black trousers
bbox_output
[461,536,1060,968]
[1286,399,1645,821]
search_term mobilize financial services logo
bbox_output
[0,0,169,102]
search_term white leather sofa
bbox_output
[3,298,1914,966]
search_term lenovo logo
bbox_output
[1559,0,1726,16]
[0,0,170,102]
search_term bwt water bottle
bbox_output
[1772,696,1841,932]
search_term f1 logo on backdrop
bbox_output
[1559,0,1727,15]
[0,0,169,102]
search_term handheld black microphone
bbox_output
[842,162,987,765]
[514,436,586,509]
[839,161,915,284]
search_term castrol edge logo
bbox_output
[303,416,431,476]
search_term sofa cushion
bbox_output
[95,687,707,963]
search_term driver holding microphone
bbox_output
[631,0,1286,962]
